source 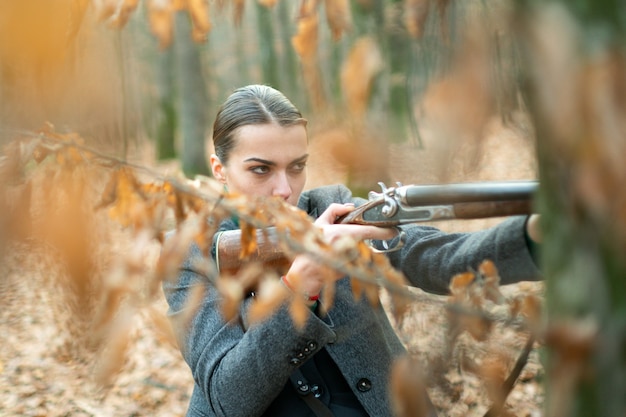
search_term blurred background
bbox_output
[1,1,625,416]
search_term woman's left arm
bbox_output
[385,216,543,295]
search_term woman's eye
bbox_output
[290,162,307,173]
[251,166,270,175]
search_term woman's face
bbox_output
[210,122,308,206]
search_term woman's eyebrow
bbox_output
[243,157,275,166]
[290,154,309,164]
[243,154,309,166]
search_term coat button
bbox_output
[289,357,301,365]
[356,378,372,392]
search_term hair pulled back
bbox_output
[212,85,307,165]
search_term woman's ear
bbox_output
[210,154,226,183]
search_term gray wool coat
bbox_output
[163,185,542,417]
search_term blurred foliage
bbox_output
[1,1,625,416]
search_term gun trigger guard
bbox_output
[367,227,406,253]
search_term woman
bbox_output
[163,84,542,417]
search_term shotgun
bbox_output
[214,180,538,274]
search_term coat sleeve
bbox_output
[301,184,541,295]
[163,241,338,417]
[385,216,543,294]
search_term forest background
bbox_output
[1,0,625,416]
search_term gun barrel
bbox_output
[399,180,538,206]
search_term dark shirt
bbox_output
[263,346,369,417]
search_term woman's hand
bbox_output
[284,203,396,301]
[526,214,542,244]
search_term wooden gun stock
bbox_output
[215,228,291,275]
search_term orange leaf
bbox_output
[95,170,120,210]
[110,0,141,28]
[239,221,258,259]
[292,5,318,60]
[188,0,211,38]
[449,271,475,295]
[289,297,310,329]
[232,0,245,25]
[389,356,431,417]
[324,0,352,40]
[98,0,119,22]
[461,314,493,341]
[247,278,288,325]
[177,283,207,330]
[403,0,430,39]
[148,0,175,49]
[340,37,383,116]
[217,277,244,321]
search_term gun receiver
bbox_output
[216,180,538,274]
[337,180,538,227]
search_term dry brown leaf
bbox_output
[95,169,120,210]
[154,217,199,283]
[363,281,380,307]
[520,293,543,334]
[193,215,219,258]
[145,306,179,349]
[247,278,289,325]
[258,0,277,7]
[188,0,211,40]
[217,277,244,322]
[179,283,207,328]
[324,0,352,40]
[350,276,363,300]
[98,0,120,22]
[340,36,383,117]
[319,281,336,315]
[91,268,133,335]
[461,314,493,341]
[113,0,141,28]
[289,296,310,330]
[480,353,510,407]
[292,4,318,60]
[479,259,504,304]
[239,221,258,259]
[93,307,135,387]
[232,0,245,25]
[390,355,432,417]
[449,271,475,296]
[148,0,175,49]
[404,0,430,39]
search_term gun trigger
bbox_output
[368,228,406,253]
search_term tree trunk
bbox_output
[173,11,210,177]
[154,44,177,160]
[256,2,280,89]
[517,2,626,416]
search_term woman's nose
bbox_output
[272,172,292,200]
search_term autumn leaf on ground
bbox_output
[390,355,432,417]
